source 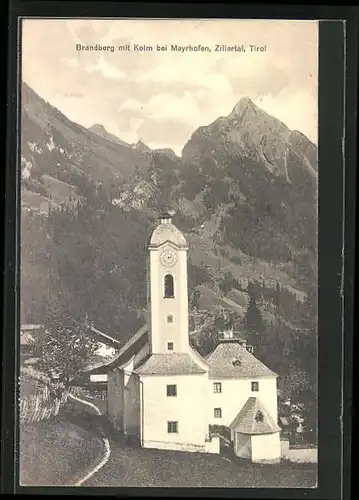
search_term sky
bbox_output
[21,19,318,155]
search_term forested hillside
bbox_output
[21,82,318,402]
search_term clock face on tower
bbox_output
[160,248,178,267]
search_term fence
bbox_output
[20,366,52,384]
[19,368,70,425]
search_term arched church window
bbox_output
[164,274,174,298]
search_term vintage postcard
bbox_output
[19,18,319,488]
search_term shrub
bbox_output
[209,424,231,441]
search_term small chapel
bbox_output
[106,215,281,462]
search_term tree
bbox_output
[247,280,262,301]
[188,261,210,289]
[194,310,228,357]
[278,366,313,401]
[242,295,267,356]
[191,288,201,311]
[226,310,241,330]
[242,296,265,333]
[197,327,219,357]
[218,271,236,295]
[34,309,99,386]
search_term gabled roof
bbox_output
[134,353,206,375]
[188,344,209,370]
[230,397,281,435]
[89,326,122,348]
[20,331,35,346]
[205,340,277,378]
[20,324,45,343]
[83,324,148,373]
[21,324,42,331]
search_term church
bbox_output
[106,215,281,462]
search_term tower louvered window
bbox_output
[164,274,174,298]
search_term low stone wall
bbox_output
[281,440,317,463]
[205,436,220,454]
[281,439,290,455]
[143,440,218,454]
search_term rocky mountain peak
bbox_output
[89,124,107,133]
[229,97,259,120]
[153,148,178,161]
[135,140,151,152]
[88,124,130,148]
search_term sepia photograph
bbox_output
[19,18,318,488]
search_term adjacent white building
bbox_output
[107,215,281,461]
[230,397,281,463]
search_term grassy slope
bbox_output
[84,443,317,488]
[184,212,308,323]
[19,401,105,486]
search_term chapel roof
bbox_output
[134,352,206,375]
[230,397,281,435]
[148,215,187,249]
[205,340,277,379]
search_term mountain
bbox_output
[119,97,318,289]
[20,86,318,399]
[152,148,178,161]
[180,97,317,259]
[21,86,317,292]
[20,82,153,213]
[182,97,317,181]
[88,124,131,147]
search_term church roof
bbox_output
[83,324,148,373]
[134,353,206,375]
[205,340,277,379]
[148,217,187,249]
[230,397,281,435]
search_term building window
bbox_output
[167,342,174,351]
[167,421,178,433]
[213,382,222,393]
[164,274,174,298]
[167,384,177,396]
[167,314,173,323]
[214,408,222,418]
[251,381,259,392]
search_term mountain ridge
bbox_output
[88,124,131,148]
[20,83,317,403]
[20,81,317,314]
[21,81,153,200]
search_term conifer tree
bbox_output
[191,288,201,311]
[242,295,266,356]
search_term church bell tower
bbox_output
[147,214,189,354]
